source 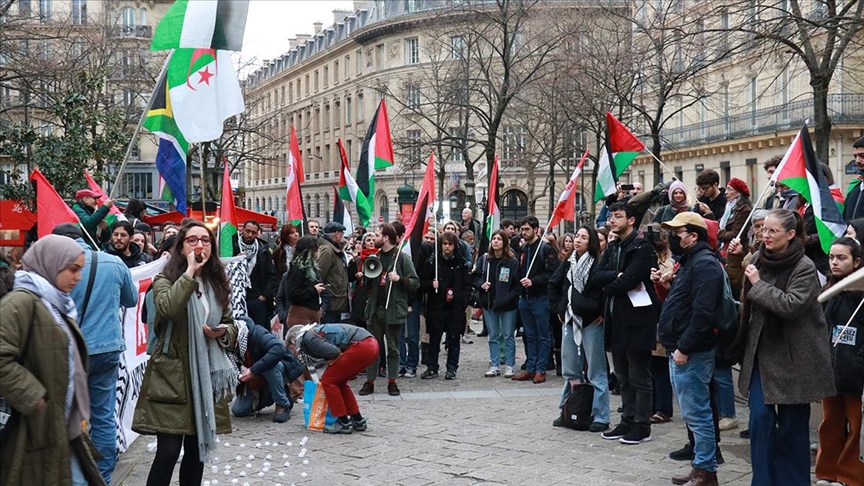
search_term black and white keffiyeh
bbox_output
[564,251,594,347]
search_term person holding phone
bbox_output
[133,221,238,486]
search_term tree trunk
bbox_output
[651,129,663,186]
[811,80,832,166]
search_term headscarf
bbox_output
[668,180,689,210]
[22,234,84,288]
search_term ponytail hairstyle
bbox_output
[767,208,805,245]
[824,236,863,290]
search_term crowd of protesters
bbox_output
[2,137,864,486]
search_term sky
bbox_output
[240,0,355,77]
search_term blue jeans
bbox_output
[670,350,717,473]
[399,298,421,370]
[583,322,610,424]
[713,364,737,418]
[87,351,120,484]
[231,361,292,417]
[483,309,517,367]
[748,361,811,486]
[518,295,551,374]
[559,323,584,408]
[70,454,87,486]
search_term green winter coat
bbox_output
[0,290,105,486]
[71,202,110,250]
[132,273,237,436]
[363,248,420,325]
[317,235,349,313]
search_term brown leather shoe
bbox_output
[683,468,718,486]
[672,468,694,485]
[511,371,534,381]
[532,373,546,384]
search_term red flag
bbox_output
[29,169,80,238]
[286,126,305,224]
[83,169,125,221]
[549,151,589,229]
[402,152,437,260]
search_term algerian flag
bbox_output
[357,99,394,200]
[337,138,372,226]
[486,155,501,241]
[167,48,244,143]
[219,162,238,257]
[595,112,645,202]
[151,0,249,52]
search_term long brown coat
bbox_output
[132,273,236,436]
[718,201,753,252]
[0,289,104,486]
[738,256,836,405]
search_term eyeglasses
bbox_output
[184,236,211,246]
[760,227,784,236]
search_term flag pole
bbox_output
[645,151,699,202]
[834,295,864,348]
[385,238,403,309]
[434,222,439,293]
[77,222,102,250]
[525,221,551,277]
[733,180,775,241]
[109,52,173,200]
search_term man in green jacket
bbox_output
[359,223,419,397]
[318,222,350,323]
[71,189,114,250]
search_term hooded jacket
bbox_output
[104,239,151,268]
[472,253,521,312]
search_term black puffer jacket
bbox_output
[471,253,521,312]
[419,251,471,334]
[823,290,864,396]
[593,229,660,352]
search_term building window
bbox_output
[406,37,419,64]
[406,129,422,165]
[356,93,364,122]
[501,125,527,165]
[139,8,147,25]
[324,104,330,131]
[345,97,352,125]
[297,78,302,98]
[305,74,309,95]
[406,0,418,13]
[323,66,329,88]
[333,61,339,83]
[18,0,31,17]
[334,101,341,129]
[38,0,50,23]
[288,81,293,102]
[356,50,363,74]
[120,6,135,27]
[117,172,154,199]
[344,56,350,78]
[450,35,465,59]
[405,85,421,109]
[72,0,87,25]
[314,70,319,91]
[375,44,384,70]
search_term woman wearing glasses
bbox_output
[133,221,238,486]
[728,209,835,486]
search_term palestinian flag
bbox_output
[486,155,501,241]
[29,169,80,238]
[357,99,394,200]
[166,48,244,143]
[337,138,372,227]
[83,169,126,226]
[143,60,188,213]
[402,152,436,262]
[151,0,249,52]
[773,125,846,253]
[286,126,306,226]
[595,112,645,202]
[332,186,355,236]
[218,162,238,258]
[550,151,589,229]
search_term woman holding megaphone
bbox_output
[348,233,379,330]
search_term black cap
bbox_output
[52,223,83,240]
[323,222,346,234]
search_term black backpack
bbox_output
[560,383,594,431]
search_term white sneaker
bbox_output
[503,366,515,378]
[815,481,832,486]
[718,417,739,431]
[484,367,500,377]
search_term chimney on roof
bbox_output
[313,22,323,34]
[354,0,367,11]
[287,38,296,49]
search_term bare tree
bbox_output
[711,0,864,164]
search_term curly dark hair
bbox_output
[161,221,231,310]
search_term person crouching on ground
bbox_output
[229,317,305,424]
[286,323,379,434]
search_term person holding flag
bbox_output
[71,188,115,250]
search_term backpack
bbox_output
[560,383,594,431]
[697,253,740,335]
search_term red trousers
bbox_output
[320,337,379,418]
[816,394,864,486]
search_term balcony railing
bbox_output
[107,25,152,39]
[665,94,864,148]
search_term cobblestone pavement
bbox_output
[115,328,765,486]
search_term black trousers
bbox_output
[651,355,674,417]
[146,434,202,486]
[611,350,653,430]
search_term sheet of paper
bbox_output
[628,285,652,308]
